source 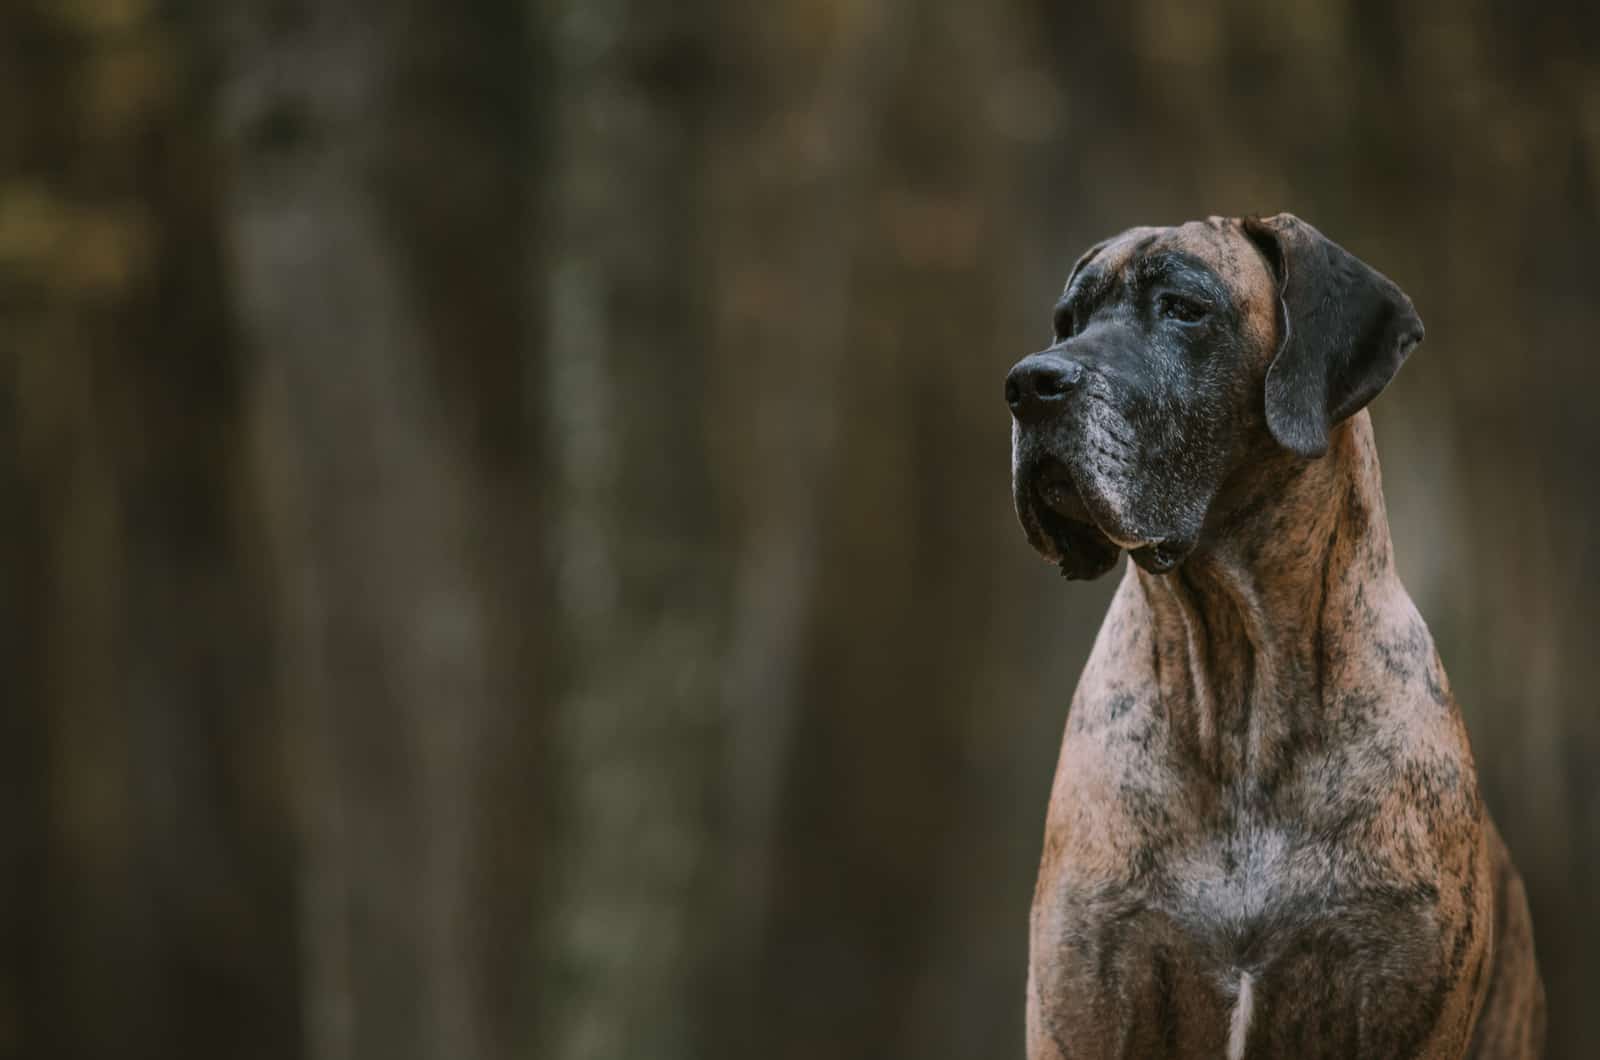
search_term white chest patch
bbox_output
[1227,970,1255,1060]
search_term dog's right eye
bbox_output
[1053,305,1075,340]
[1159,294,1209,325]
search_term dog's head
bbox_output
[1008,214,1424,579]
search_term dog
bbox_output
[1006,214,1544,1058]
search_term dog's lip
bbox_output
[1032,458,1135,546]
[1034,459,1093,524]
[1030,456,1177,561]
[1021,459,1122,579]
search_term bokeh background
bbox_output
[3,0,1598,1057]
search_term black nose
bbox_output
[1005,354,1083,422]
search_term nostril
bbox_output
[1005,376,1022,409]
[1035,371,1069,399]
[1033,360,1081,400]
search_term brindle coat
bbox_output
[1007,216,1544,1058]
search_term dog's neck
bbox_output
[1131,412,1400,782]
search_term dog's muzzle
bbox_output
[1007,352,1187,579]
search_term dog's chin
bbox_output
[1073,474,1196,576]
[1019,458,1201,580]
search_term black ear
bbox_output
[1242,214,1425,458]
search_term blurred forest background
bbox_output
[3,0,1598,1057]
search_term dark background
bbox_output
[2,1,1597,1057]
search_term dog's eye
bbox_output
[1159,294,1208,324]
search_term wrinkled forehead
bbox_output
[1073,218,1275,302]
[1064,218,1279,350]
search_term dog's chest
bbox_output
[1031,819,1469,1058]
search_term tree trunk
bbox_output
[216,3,531,1058]
[533,3,727,1058]
[0,3,301,1058]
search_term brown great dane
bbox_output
[1006,215,1544,1058]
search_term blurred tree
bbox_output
[703,0,910,1047]
[216,1,535,1058]
[0,2,298,1058]
[532,3,730,1059]
[701,2,1083,1055]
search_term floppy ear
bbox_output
[1242,213,1425,458]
